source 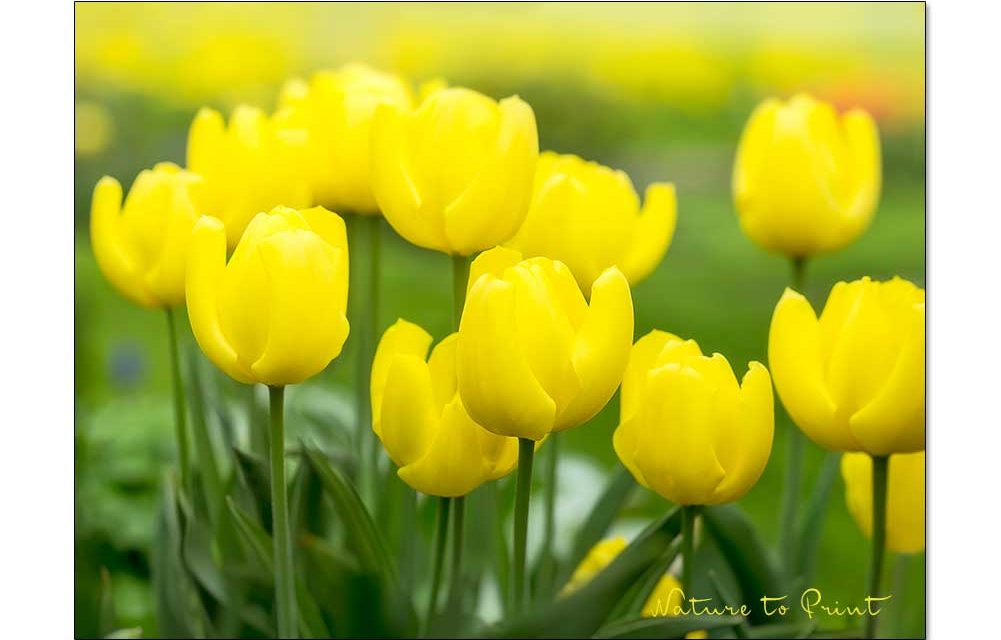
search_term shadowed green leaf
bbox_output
[594,614,743,638]
[562,468,636,588]
[227,496,273,573]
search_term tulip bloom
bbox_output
[842,451,925,554]
[769,276,925,455]
[614,331,774,506]
[457,247,634,441]
[733,94,881,258]
[278,64,413,214]
[507,151,677,294]
[187,105,311,249]
[370,319,522,497]
[371,87,539,255]
[186,205,350,386]
[91,163,204,308]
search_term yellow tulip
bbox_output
[456,247,633,441]
[842,451,925,554]
[186,104,311,249]
[733,94,881,257]
[278,64,414,214]
[768,276,924,455]
[371,87,539,255]
[185,205,349,386]
[614,331,774,505]
[90,162,203,308]
[371,319,521,497]
[505,151,677,294]
[565,537,706,638]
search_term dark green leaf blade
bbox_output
[594,614,744,639]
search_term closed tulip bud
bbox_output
[507,151,677,294]
[842,451,925,554]
[278,64,413,214]
[371,320,521,497]
[371,87,539,255]
[614,331,774,505]
[457,247,633,441]
[90,162,204,308]
[187,105,312,249]
[733,94,881,257]
[186,206,349,386]
[769,276,924,455]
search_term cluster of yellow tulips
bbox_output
[90,62,922,639]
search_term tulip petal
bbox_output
[712,362,774,504]
[612,416,650,489]
[836,109,881,248]
[620,330,683,424]
[619,182,677,284]
[186,107,225,177]
[427,333,460,412]
[457,276,556,440]
[145,174,202,306]
[379,355,438,468]
[371,320,433,435]
[556,267,634,431]
[90,176,157,307]
[251,230,350,385]
[299,206,350,311]
[466,245,522,297]
[185,216,253,383]
[768,288,849,450]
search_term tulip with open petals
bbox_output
[614,331,774,505]
[507,151,677,294]
[185,206,349,386]
[769,276,924,455]
[842,451,925,554]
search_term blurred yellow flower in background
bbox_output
[457,247,633,441]
[186,206,349,386]
[75,101,115,156]
[90,163,203,308]
[278,64,414,214]
[614,331,774,506]
[506,152,677,295]
[371,88,539,255]
[769,277,925,455]
[733,94,881,257]
[371,320,521,497]
[842,451,925,554]
[187,105,312,249]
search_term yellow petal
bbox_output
[619,183,677,284]
[842,451,925,554]
[90,176,157,307]
[712,362,774,504]
[768,289,848,450]
[613,416,650,489]
[371,320,433,435]
[466,245,522,296]
[299,206,350,311]
[833,110,881,249]
[185,216,253,383]
[620,330,685,423]
[144,173,202,306]
[379,355,438,468]
[643,573,687,617]
[186,107,225,177]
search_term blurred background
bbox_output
[75,2,925,637]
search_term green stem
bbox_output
[269,386,296,638]
[513,438,536,613]
[447,495,466,608]
[165,308,191,490]
[452,253,470,330]
[681,505,699,597]
[426,496,452,629]
[541,432,559,592]
[865,455,890,639]
[400,486,417,592]
[350,215,381,504]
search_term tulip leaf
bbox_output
[227,496,274,573]
[490,507,681,638]
[745,620,818,638]
[707,569,752,638]
[614,537,681,619]
[151,472,203,638]
[593,614,744,639]
[97,567,116,637]
[233,447,272,530]
[561,467,636,587]
[794,452,841,588]
[702,504,783,625]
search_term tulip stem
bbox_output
[268,385,297,638]
[865,455,890,639]
[452,253,471,329]
[541,431,559,593]
[427,496,452,629]
[780,256,808,585]
[351,214,381,507]
[165,308,191,491]
[681,505,700,597]
[514,437,536,613]
[447,495,466,609]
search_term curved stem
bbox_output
[269,386,296,638]
[426,496,452,629]
[447,495,466,609]
[165,308,191,490]
[452,253,470,330]
[865,455,890,639]
[513,438,536,613]
[681,505,699,597]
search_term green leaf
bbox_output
[562,468,636,587]
[702,504,783,626]
[227,496,273,573]
[104,628,143,639]
[233,447,272,530]
[491,507,681,638]
[97,567,116,637]
[794,452,841,588]
[613,538,681,619]
[151,472,203,638]
[594,614,744,638]
[707,570,752,638]
[745,620,818,638]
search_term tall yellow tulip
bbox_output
[506,151,677,294]
[457,246,634,441]
[371,320,520,497]
[90,162,203,308]
[842,451,925,554]
[187,105,311,249]
[733,94,881,258]
[185,205,350,387]
[768,276,925,455]
[613,331,775,506]
[371,87,539,255]
[278,64,413,214]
